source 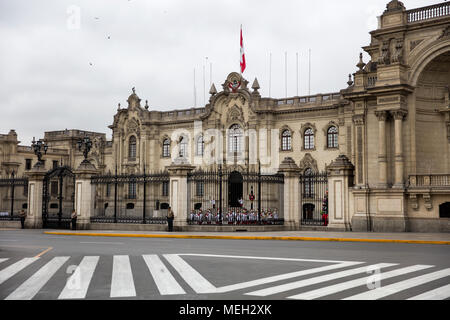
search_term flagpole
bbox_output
[240,24,242,76]
[285,51,287,99]
[296,52,299,96]
[269,52,272,97]
[194,68,197,107]
[308,48,311,96]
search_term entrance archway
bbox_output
[228,171,243,207]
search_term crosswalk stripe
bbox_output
[245,263,397,297]
[407,284,450,300]
[58,256,99,299]
[216,261,362,293]
[0,258,8,264]
[287,264,433,300]
[163,254,216,294]
[110,255,136,298]
[344,268,450,300]
[0,257,39,285]
[5,256,69,300]
[143,255,186,295]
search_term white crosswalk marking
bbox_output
[164,254,216,294]
[288,264,433,300]
[0,258,8,264]
[143,255,185,295]
[344,268,450,300]
[110,255,136,298]
[245,263,397,297]
[58,256,99,299]
[0,257,39,285]
[216,261,362,293]
[407,284,450,300]
[5,256,69,300]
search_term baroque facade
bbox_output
[1,0,449,232]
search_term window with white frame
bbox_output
[327,126,338,148]
[304,128,314,150]
[281,130,292,151]
[196,135,204,156]
[228,124,242,153]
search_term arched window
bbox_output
[162,139,170,157]
[327,126,338,148]
[129,136,137,159]
[304,128,314,150]
[179,136,188,158]
[281,130,292,151]
[304,168,314,198]
[196,136,204,156]
[229,124,243,153]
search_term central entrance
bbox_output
[228,171,243,207]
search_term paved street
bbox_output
[0,229,449,300]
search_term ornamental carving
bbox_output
[391,39,403,64]
[226,105,244,123]
[298,153,318,173]
[409,39,423,52]
[378,40,390,65]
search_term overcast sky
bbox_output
[0,0,436,145]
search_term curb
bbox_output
[43,231,450,245]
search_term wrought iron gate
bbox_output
[187,166,284,225]
[42,166,75,229]
[299,171,328,226]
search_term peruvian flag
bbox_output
[240,25,246,74]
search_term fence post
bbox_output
[278,157,301,230]
[167,162,195,230]
[326,155,355,231]
[10,171,15,221]
[74,161,99,230]
[24,162,47,228]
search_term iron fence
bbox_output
[0,175,28,221]
[90,169,169,224]
[187,166,284,225]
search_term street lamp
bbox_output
[31,137,48,166]
[77,136,92,164]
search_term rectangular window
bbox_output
[53,160,58,169]
[196,182,204,197]
[25,159,32,170]
[106,183,111,197]
[128,182,136,199]
[51,181,58,196]
[162,181,169,197]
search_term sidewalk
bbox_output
[43,229,450,245]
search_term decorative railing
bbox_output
[408,174,450,187]
[407,2,450,23]
[367,76,377,87]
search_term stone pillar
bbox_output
[166,162,195,230]
[392,110,407,188]
[74,161,99,230]
[25,163,47,228]
[375,111,388,188]
[278,157,300,229]
[327,155,355,231]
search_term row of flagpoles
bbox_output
[193,25,311,107]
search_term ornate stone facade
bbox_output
[1,0,449,232]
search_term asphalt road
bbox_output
[0,229,449,301]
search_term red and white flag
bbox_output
[240,25,246,74]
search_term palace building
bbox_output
[0,0,449,232]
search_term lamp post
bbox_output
[31,137,48,166]
[77,136,93,164]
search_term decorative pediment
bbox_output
[299,153,318,173]
[126,118,140,136]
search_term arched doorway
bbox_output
[414,50,450,174]
[440,202,450,218]
[228,171,243,207]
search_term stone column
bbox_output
[25,163,47,228]
[327,155,355,231]
[74,161,99,230]
[166,162,195,230]
[278,157,300,229]
[392,110,407,188]
[375,111,388,188]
